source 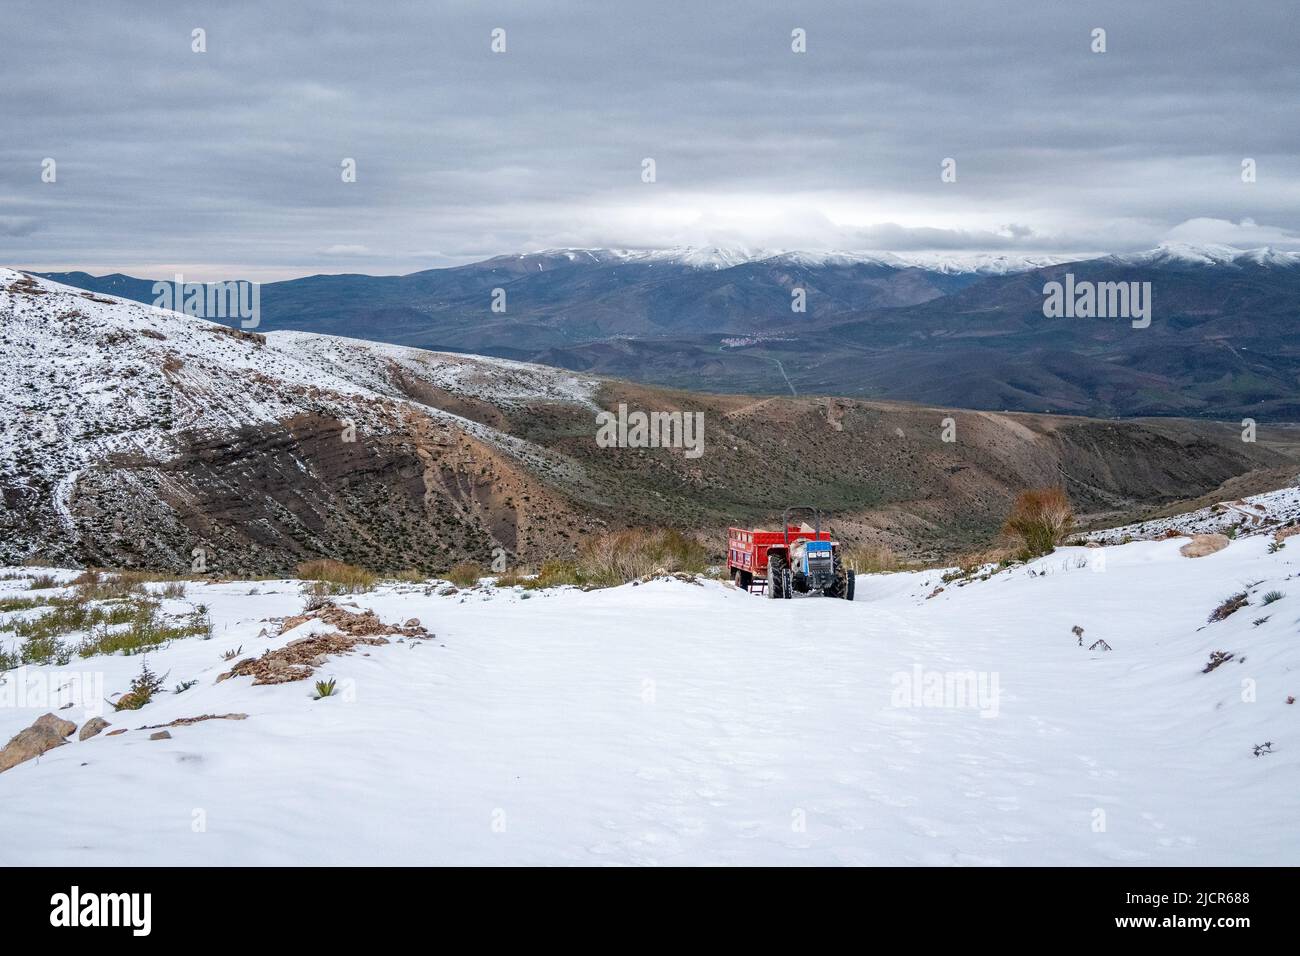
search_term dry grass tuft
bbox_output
[444,562,485,588]
[486,529,711,591]
[841,544,900,573]
[295,560,378,594]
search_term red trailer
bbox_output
[728,507,853,599]
[728,525,832,591]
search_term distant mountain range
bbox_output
[34,242,1300,419]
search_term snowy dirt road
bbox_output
[1,536,1297,865]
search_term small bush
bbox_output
[174,680,198,694]
[0,596,50,613]
[1208,592,1248,622]
[295,560,377,594]
[1268,539,1286,554]
[301,588,334,612]
[20,633,71,666]
[444,562,485,588]
[1203,650,1235,673]
[313,677,339,699]
[157,581,187,599]
[1261,590,1284,605]
[71,596,213,659]
[220,644,243,662]
[76,601,197,657]
[112,659,168,711]
[1002,487,1075,560]
[26,574,58,590]
[189,604,213,640]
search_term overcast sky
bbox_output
[2,0,1297,280]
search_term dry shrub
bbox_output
[498,529,711,591]
[1003,487,1075,559]
[71,570,147,601]
[527,560,584,589]
[66,569,192,601]
[444,562,485,588]
[577,528,709,587]
[493,569,532,588]
[841,544,899,574]
[1208,592,1248,623]
[295,559,377,593]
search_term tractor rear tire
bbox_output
[843,569,856,601]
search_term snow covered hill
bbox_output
[1086,484,1300,544]
[0,268,609,570]
[1,516,1297,865]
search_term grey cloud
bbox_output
[1,0,1296,279]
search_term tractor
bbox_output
[727,508,855,600]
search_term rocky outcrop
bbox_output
[0,712,77,773]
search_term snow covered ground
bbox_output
[1085,483,1300,544]
[1,529,1298,866]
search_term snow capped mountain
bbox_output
[1101,242,1300,269]
[886,251,1082,275]
[520,246,1079,274]
[518,243,1300,274]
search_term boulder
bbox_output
[1180,533,1230,558]
[78,717,111,741]
[0,712,76,773]
[33,713,77,738]
[149,731,172,741]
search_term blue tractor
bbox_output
[729,507,855,600]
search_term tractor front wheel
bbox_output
[767,553,787,599]
[826,554,856,600]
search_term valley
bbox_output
[3,268,1295,575]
